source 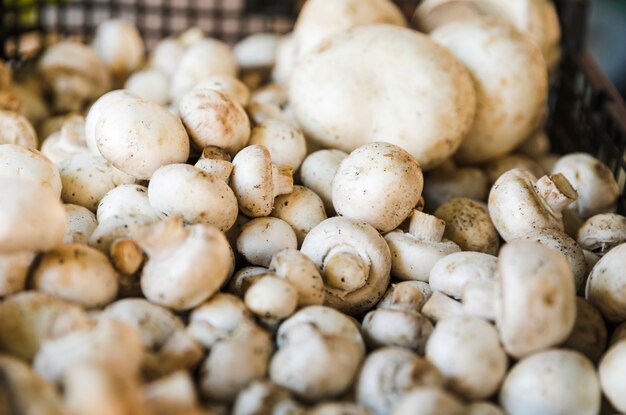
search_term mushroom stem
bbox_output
[272,164,294,198]
[408,210,446,242]
[110,238,144,275]
[322,247,369,292]
[536,173,578,213]
[195,159,234,181]
[133,218,187,258]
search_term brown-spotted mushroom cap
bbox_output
[230,144,293,217]
[332,142,424,232]
[483,154,545,186]
[577,213,626,255]
[248,119,307,171]
[301,217,391,315]
[85,89,138,155]
[599,340,626,413]
[272,185,327,246]
[432,19,548,164]
[194,75,251,107]
[429,251,497,299]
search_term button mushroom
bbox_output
[232,380,302,415]
[269,248,325,306]
[429,251,497,299]
[0,251,33,297]
[124,68,170,106]
[194,75,251,107]
[577,213,626,255]
[0,144,62,197]
[300,149,348,216]
[391,387,465,415]
[237,217,297,267]
[585,242,626,322]
[0,110,38,148]
[599,340,626,413]
[272,185,327,246]
[92,19,144,84]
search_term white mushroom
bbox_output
[0,251,33,297]
[150,38,185,79]
[421,291,464,323]
[85,89,138,155]
[248,119,307,171]
[391,387,465,415]
[237,217,297,267]
[143,371,205,415]
[585,242,626,322]
[599,340,626,413]
[244,275,299,320]
[41,114,89,167]
[429,251,497,299]
[92,19,144,83]
[500,349,600,415]
[96,184,158,224]
[272,34,296,85]
[194,75,251,107]
[516,130,551,158]
[269,249,325,306]
[432,19,548,164]
[0,144,61,196]
[194,145,233,181]
[484,154,545,186]
[465,402,505,415]
[148,163,238,231]
[249,83,289,107]
[300,149,348,215]
[232,380,301,415]
[577,213,626,255]
[272,185,327,245]
[124,68,170,106]
[0,110,38,148]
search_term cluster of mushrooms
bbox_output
[1,0,625,414]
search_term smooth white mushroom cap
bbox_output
[599,341,626,413]
[234,33,280,69]
[378,281,433,312]
[432,19,548,164]
[92,19,144,79]
[362,308,433,352]
[300,149,348,215]
[391,387,465,415]
[148,163,238,231]
[585,243,626,322]
[124,68,170,106]
[85,89,138,154]
[97,184,158,224]
[0,144,61,196]
[41,115,89,167]
[249,119,307,171]
[332,142,424,232]
[194,75,251,107]
[290,25,476,169]
[272,33,296,85]
[187,293,252,348]
[95,96,190,180]
[0,178,66,254]
[150,38,185,78]
[272,185,327,245]
[244,275,298,319]
[63,204,97,244]
[237,217,297,267]
[429,251,497,299]
[0,110,38,148]
[269,249,325,306]
[499,349,600,415]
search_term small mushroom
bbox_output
[426,316,507,400]
[124,68,170,106]
[234,33,280,71]
[272,185,327,245]
[148,163,238,231]
[269,249,325,306]
[230,145,294,217]
[552,153,620,218]
[378,281,433,311]
[232,380,302,415]
[499,349,600,415]
[0,178,66,254]
[135,218,233,311]
[0,110,38,148]
[483,154,545,186]
[237,217,298,267]
[96,184,159,224]
[143,371,205,415]
[429,251,497,299]
[423,161,489,211]
[41,114,89,167]
[248,119,306,171]
[85,89,138,155]
[300,149,348,215]
[92,19,144,84]
[249,83,289,107]
[562,297,607,363]
[577,213,626,255]
[149,38,185,79]
[497,240,576,358]
[246,101,291,126]
[385,210,461,282]
[0,251,33,297]
[391,387,465,415]
[179,88,251,154]
[488,169,578,241]
[599,340,626,413]
[421,291,464,323]
[194,145,233,181]
[244,274,299,320]
[194,75,251,107]
[0,144,62,197]
[301,217,391,315]
[434,197,500,255]
[585,242,626,322]
[332,142,424,232]
[31,243,119,308]
[356,347,445,415]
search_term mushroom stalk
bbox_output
[110,239,144,275]
[408,210,446,242]
[272,165,294,198]
[323,247,369,292]
[535,173,578,213]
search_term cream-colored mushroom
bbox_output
[461,279,498,321]
[124,68,170,106]
[270,306,365,401]
[421,291,464,323]
[249,83,289,107]
[39,41,110,112]
[227,266,268,298]
[429,251,497,299]
[488,169,578,241]
[432,19,547,164]
[194,75,251,106]
[95,96,190,180]
[194,145,233,181]
[500,349,600,415]
[333,142,425,231]
[562,297,607,363]
[232,380,302,415]
[136,218,233,311]
[552,153,620,219]
[599,340,626,413]
[290,25,475,169]
[585,242,626,322]
[179,88,250,154]
[301,217,391,314]
[0,178,66,254]
[357,347,445,415]
[427,316,507,400]
[272,185,327,246]
[230,145,293,217]
[483,154,545,185]
[234,33,280,71]
[143,371,205,415]
[244,274,299,320]
[497,240,576,358]
[300,149,348,215]
[148,163,238,231]
[423,161,489,210]
[0,251,33,297]
[434,197,500,255]
[577,213,626,255]
[248,119,306,171]
[272,33,296,86]
[0,144,61,196]
[0,110,37,148]
[41,114,89,167]
[246,101,291,125]
[385,210,461,282]
[237,217,297,267]
[85,89,138,155]
[92,19,144,83]
[149,37,185,79]
[391,387,465,415]
[269,249,325,306]
[96,184,158,224]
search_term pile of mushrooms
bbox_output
[1,1,625,414]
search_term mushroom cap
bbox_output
[577,213,626,254]
[234,33,280,69]
[332,142,424,232]
[95,96,190,180]
[435,197,500,255]
[170,38,238,100]
[378,281,433,312]
[552,153,619,219]
[150,38,185,78]
[300,149,348,215]
[429,251,497,299]
[244,275,298,319]
[272,185,327,245]
[187,293,252,348]
[250,83,289,107]
[0,178,66,254]
[270,248,325,306]
[488,169,563,241]
[599,341,626,413]
[232,380,297,415]
[85,89,138,154]
[148,163,238,231]
[362,308,433,352]
[500,349,600,415]
[179,88,250,154]
[237,217,298,267]
[249,119,307,171]
[0,251,33,296]
[0,144,62,196]
[31,243,119,308]
[124,68,170,106]
[562,297,607,363]
[432,19,548,164]
[497,240,576,358]
[0,110,38,148]
[97,184,158,224]
[301,217,392,314]
[391,387,465,415]
[423,164,489,210]
[92,19,144,78]
[357,347,444,415]
[272,33,296,86]
[585,243,626,322]
[293,0,407,59]
[194,75,251,106]
[426,316,507,399]
[291,25,476,169]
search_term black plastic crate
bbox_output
[0,0,625,214]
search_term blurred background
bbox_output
[589,0,626,97]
